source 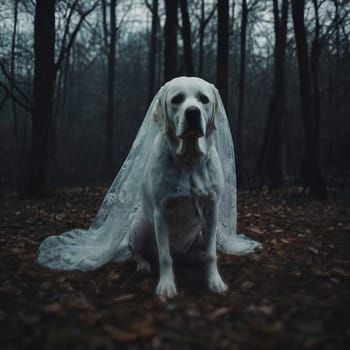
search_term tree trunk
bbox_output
[236,0,248,186]
[198,0,217,76]
[148,0,158,101]
[311,0,321,163]
[164,0,178,81]
[11,0,19,186]
[198,0,205,76]
[180,0,194,75]
[255,0,288,188]
[25,0,55,196]
[105,0,117,164]
[216,0,229,109]
[11,0,19,151]
[291,0,327,199]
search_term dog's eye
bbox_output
[171,94,185,104]
[199,94,209,104]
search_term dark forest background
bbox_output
[0,0,349,199]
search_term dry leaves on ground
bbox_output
[0,188,349,350]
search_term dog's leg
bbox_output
[154,209,177,297]
[129,207,152,273]
[134,254,152,273]
[203,202,228,294]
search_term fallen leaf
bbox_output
[103,325,138,342]
[273,229,283,233]
[108,271,121,281]
[43,303,65,316]
[186,308,200,317]
[241,281,254,291]
[250,226,264,235]
[113,294,135,302]
[252,321,283,334]
[307,247,319,255]
[246,304,274,315]
[207,307,231,320]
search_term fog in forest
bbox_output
[0,0,349,199]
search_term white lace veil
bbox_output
[37,77,260,271]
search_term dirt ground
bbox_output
[1,188,349,350]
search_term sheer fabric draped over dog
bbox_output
[38,78,260,271]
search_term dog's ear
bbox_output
[153,86,169,131]
[207,84,222,135]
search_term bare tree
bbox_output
[145,0,159,101]
[180,0,194,75]
[291,0,328,199]
[236,0,248,185]
[0,0,348,192]
[23,0,98,195]
[164,0,178,81]
[102,0,117,164]
[196,0,217,76]
[25,0,55,195]
[216,0,229,109]
[310,0,321,167]
[255,0,288,188]
[11,0,19,157]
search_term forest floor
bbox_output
[0,187,350,350]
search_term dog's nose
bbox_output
[185,106,201,124]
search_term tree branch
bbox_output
[144,0,153,13]
[0,60,32,108]
[55,0,99,72]
[322,8,350,44]
[0,82,32,112]
[58,0,80,61]
[116,2,133,33]
[0,92,8,113]
[102,0,109,48]
[203,3,218,27]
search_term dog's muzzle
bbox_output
[180,106,204,138]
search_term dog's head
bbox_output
[153,77,221,157]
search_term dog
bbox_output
[129,77,228,298]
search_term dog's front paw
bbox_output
[136,260,152,273]
[156,278,177,298]
[208,273,228,294]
